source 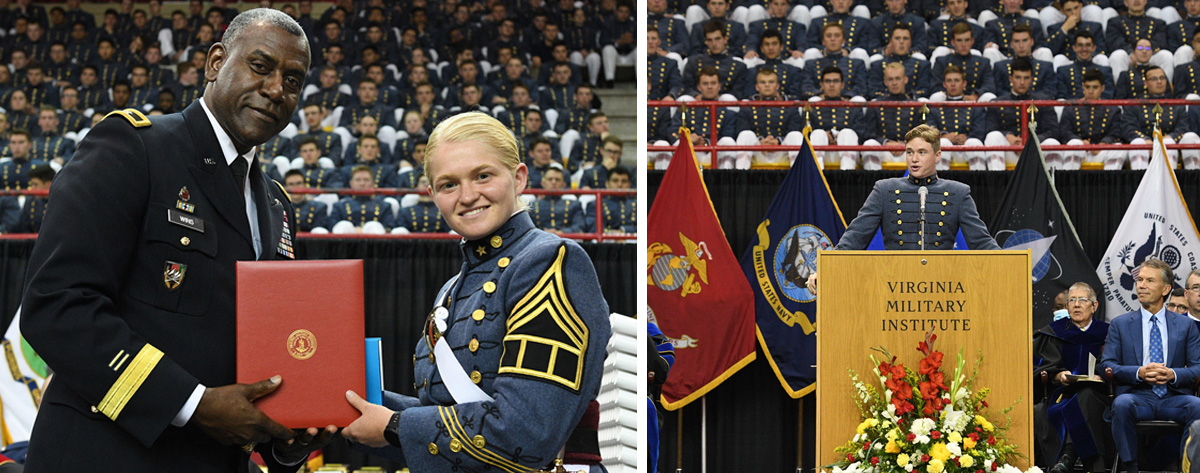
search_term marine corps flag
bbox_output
[738,135,847,398]
[648,128,756,410]
[1096,129,1200,319]
[989,132,1104,330]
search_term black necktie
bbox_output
[230,157,248,197]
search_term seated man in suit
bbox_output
[1101,258,1200,473]
[1036,282,1113,473]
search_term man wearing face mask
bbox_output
[19,9,334,471]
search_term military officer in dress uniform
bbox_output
[283,170,330,233]
[1046,0,1109,68]
[1172,29,1200,98]
[985,58,1062,170]
[682,22,747,99]
[0,130,45,190]
[867,24,932,99]
[676,68,740,169]
[807,124,1001,292]
[1123,66,1200,169]
[342,113,611,472]
[329,165,397,233]
[802,23,870,98]
[1056,30,1116,99]
[1107,0,1173,80]
[292,103,343,162]
[649,30,684,101]
[928,65,987,169]
[1061,69,1125,169]
[932,23,997,99]
[394,174,448,234]
[864,62,927,169]
[296,136,346,189]
[994,25,1061,97]
[806,66,865,170]
[20,10,333,471]
[736,68,803,169]
[530,166,583,234]
[745,0,808,68]
[585,166,636,234]
[744,30,805,98]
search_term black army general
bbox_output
[20,10,332,472]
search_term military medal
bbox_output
[176,186,194,213]
[163,261,187,290]
[277,208,295,259]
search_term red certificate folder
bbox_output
[236,259,364,428]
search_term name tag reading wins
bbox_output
[168,208,205,233]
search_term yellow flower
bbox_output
[887,428,900,441]
[929,442,952,462]
[928,459,945,473]
[897,453,911,467]
[886,439,901,453]
[948,432,962,443]
[857,419,872,434]
[959,455,975,468]
[964,437,977,449]
[975,415,995,432]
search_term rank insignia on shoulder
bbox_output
[103,108,151,128]
[164,261,187,290]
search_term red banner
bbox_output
[647,129,757,410]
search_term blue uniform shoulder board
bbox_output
[103,108,151,128]
[272,179,291,203]
[499,244,589,393]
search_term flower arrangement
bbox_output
[830,333,1037,473]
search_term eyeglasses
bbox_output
[1168,303,1190,311]
[1136,45,1153,51]
[1186,285,1200,292]
[1068,297,1094,304]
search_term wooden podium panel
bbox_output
[816,250,1033,468]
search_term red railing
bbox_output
[648,99,1200,167]
[0,188,637,242]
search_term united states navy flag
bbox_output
[739,135,847,398]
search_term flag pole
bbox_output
[676,409,683,473]
[797,397,805,472]
[701,396,708,473]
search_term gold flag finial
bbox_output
[1154,103,1164,128]
[921,103,930,122]
[802,103,814,135]
[1027,104,1039,133]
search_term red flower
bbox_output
[981,400,989,408]
[847,453,855,462]
[907,433,917,442]
[968,432,980,441]
[977,470,984,473]
[988,436,997,445]
[862,443,870,451]
[931,431,942,440]
[928,371,948,390]
[871,457,880,466]
[922,455,931,463]
[992,463,999,471]
[919,351,945,374]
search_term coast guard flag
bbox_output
[648,129,756,410]
[738,135,847,398]
[1097,130,1200,319]
[0,308,48,446]
[989,133,1104,330]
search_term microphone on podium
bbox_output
[918,186,928,251]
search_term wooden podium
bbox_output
[816,250,1033,468]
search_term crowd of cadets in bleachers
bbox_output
[0,0,637,236]
[649,0,1200,171]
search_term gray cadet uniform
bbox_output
[835,175,1001,251]
[366,212,612,472]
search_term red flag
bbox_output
[647,129,756,410]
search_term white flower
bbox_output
[1001,465,1024,473]
[1025,467,1044,473]
[914,434,931,444]
[984,460,994,470]
[905,466,914,472]
[910,418,936,436]
[947,443,962,457]
[956,387,969,399]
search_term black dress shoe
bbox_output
[1051,448,1078,473]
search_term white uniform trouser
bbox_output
[736,130,805,168]
[940,137,982,170]
[601,45,636,81]
[809,128,859,170]
[1109,50,1175,81]
[570,51,602,85]
[1130,133,1200,169]
[977,8,1038,26]
[1052,54,1110,71]
[1062,138,1126,170]
[653,138,736,169]
[332,220,387,234]
[928,47,982,65]
[802,47,872,65]
[862,139,906,171]
[1039,5,1116,34]
[984,133,1063,170]
[983,45,1052,65]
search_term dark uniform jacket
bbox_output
[0,157,46,190]
[736,94,801,140]
[678,103,738,143]
[872,12,930,54]
[530,197,583,233]
[1056,61,1115,99]
[933,53,995,95]
[15,195,47,233]
[1114,62,1153,99]
[802,96,864,136]
[340,161,399,189]
[682,51,747,97]
[987,90,1060,142]
[926,17,988,55]
[586,194,636,233]
[294,199,329,232]
[747,17,808,55]
[649,55,683,100]
[291,130,343,164]
[396,200,448,233]
[329,195,396,229]
[1106,14,1166,54]
[993,57,1060,97]
[1122,94,1191,141]
[1173,58,1200,98]
[867,54,932,98]
[803,54,868,98]
[1047,21,1108,58]
[539,84,575,112]
[928,97,986,140]
[689,18,747,57]
[1061,104,1123,144]
[809,13,875,53]
[650,13,690,56]
[31,135,75,162]
[835,175,1001,250]
[746,58,804,99]
[648,104,680,143]
[20,103,300,472]
[1167,17,1200,51]
[864,92,926,143]
[362,212,611,472]
[300,163,347,189]
[985,13,1046,56]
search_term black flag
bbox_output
[988,132,1105,329]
